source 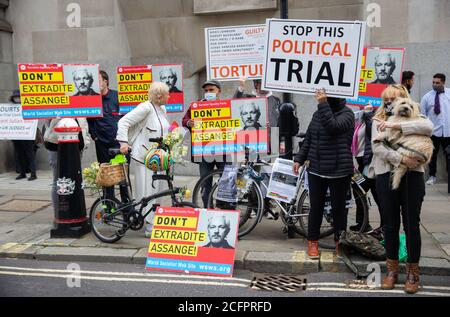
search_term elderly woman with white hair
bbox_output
[117,82,171,237]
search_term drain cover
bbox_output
[250,274,307,292]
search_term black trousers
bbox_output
[429,136,450,177]
[308,173,351,242]
[376,171,425,263]
[355,157,382,227]
[94,140,127,200]
[12,140,36,175]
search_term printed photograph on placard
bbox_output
[231,98,267,132]
[196,209,238,250]
[63,65,100,96]
[365,48,404,85]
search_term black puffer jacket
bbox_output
[294,99,355,177]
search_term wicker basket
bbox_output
[95,163,128,187]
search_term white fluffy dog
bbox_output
[375,98,434,189]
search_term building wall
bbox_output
[1,0,449,178]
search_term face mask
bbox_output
[204,92,217,101]
[384,101,393,116]
[432,85,443,92]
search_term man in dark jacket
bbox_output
[293,89,355,259]
[87,70,122,198]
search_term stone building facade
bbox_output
[0,0,449,178]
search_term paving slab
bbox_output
[0,199,51,212]
[0,224,52,244]
[0,211,33,223]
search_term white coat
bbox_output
[116,101,171,224]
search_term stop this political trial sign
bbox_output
[262,19,366,98]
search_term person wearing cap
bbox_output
[182,80,226,207]
[9,90,38,181]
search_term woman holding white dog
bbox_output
[371,84,433,294]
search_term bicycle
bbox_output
[89,137,197,243]
[192,147,369,249]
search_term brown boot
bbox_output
[308,240,319,259]
[381,259,399,290]
[335,241,341,258]
[404,263,420,294]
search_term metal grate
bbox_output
[250,274,307,292]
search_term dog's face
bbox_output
[392,98,421,118]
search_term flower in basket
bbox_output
[82,161,101,192]
[148,122,189,165]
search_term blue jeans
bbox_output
[199,161,225,207]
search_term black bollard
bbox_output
[50,118,91,238]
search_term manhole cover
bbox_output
[0,199,51,212]
[250,274,307,292]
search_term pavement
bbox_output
[0,170,449,276]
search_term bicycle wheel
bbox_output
[192,169,223,208]
[207,175,264,238]
[89,197,126,243]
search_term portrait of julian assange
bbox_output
[64,65,100,96]
[154,65,183,93]
[366,49,403,85]
[200,213,236,249]
[231,99,267,132]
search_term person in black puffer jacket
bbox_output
[293,89,355,259]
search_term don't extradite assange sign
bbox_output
[262,19,366,98]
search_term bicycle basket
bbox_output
[95,163,128,187]
[144,148,173,172]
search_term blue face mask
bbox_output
[204,92,217,101]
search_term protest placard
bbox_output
[266,158,299,203]
[205,24,266,81]
[262,19,366,98]
[153,64,184,113]
[18,64,102,119]
[146,206,239,277]
[117,64,184,114]
[347,47,405,107]
[0,103,38,140]
[117,65,151,114]
[190,97,269,157]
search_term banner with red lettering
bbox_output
[190,97,269,157]
[262,19,366,98]
[347,47,405,107]
[18,64,102,119]
[146,206,239,277]
[205,24,266,81]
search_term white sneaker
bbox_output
[426,176,437,185]
[144,223,153,238]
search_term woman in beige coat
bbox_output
[116,82,171,237]
[371,84,433,294]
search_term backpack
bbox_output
[339,231,386,261]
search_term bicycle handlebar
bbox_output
[108,148,132,156]
[149,137,163,143]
